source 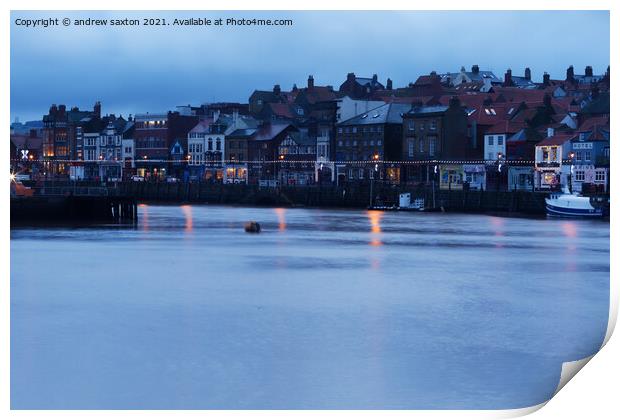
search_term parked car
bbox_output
[166,177,180,183]
[130,175,145,182]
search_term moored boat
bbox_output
[545,188,603,218]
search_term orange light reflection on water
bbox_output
[181,205,193,232]
[367,210,384,247]
[138,203,149,231]
[274,208,287,232]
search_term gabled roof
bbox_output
[339,103,412,125]
[536,133,575,146]
[188,118,215,134]
[252,123,295,141]
[287,131,315,146]
[227,128,257,138]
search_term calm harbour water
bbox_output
[11,205,609,409]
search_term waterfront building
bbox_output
[133,111,198,179]
[335,102,410,185]
[247,123,298,185]
[277,131,316,186]
[401,97,468,185]
[570,118,610,193]
[534,128,575,190]
[42,102,101,176]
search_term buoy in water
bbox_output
[244,221,261,233]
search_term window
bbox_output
[488,152,494,160]
[429,138,436,156]
[584,151,591,161]
[575,151,583,160]
[408,139,414,157]
[338,128,343,134]
[352,127,357,134]
[430,120,437,130]
[419,138,425,153]
[377,140,382,146]
[216,140,221,151]
[408,121,415,131]
[574,171,585,182]
[497,135,504,145]
[595,171,606,182]
[488,136,494,146]
[338,140,343,146]
[550,147,558,161]
[358,169,364,179]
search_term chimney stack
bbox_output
[372,74,378,83]
[524,67,531,81]
[504,69,513,87]
[347,72,355,82]
[472,65,480,74]
[307,75,314,90]
[273,84,281,95]
[543,72,550,86]
[566,65,575,82]
[585,66,593,77]
[386,78,393,90]
[448,96,461,109]
[94,101,101,118]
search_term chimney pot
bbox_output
[472,65,480,74]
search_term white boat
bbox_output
[545,187,603,218]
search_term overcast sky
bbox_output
[10,10,610,122]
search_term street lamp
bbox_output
[369,153,380,208]
[568,151,575,193]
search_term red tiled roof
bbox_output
[578,116,610,132]
[267,103,295,119]
[486,120,525,135]
[536,133,575,146]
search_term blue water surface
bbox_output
[10,205,610,409]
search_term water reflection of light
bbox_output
[181,205,193,232]
[274,208,287,232]
[561,221,578,238]
[138,203,149,231]
[367,210,383,247]
[489,216,505,248]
